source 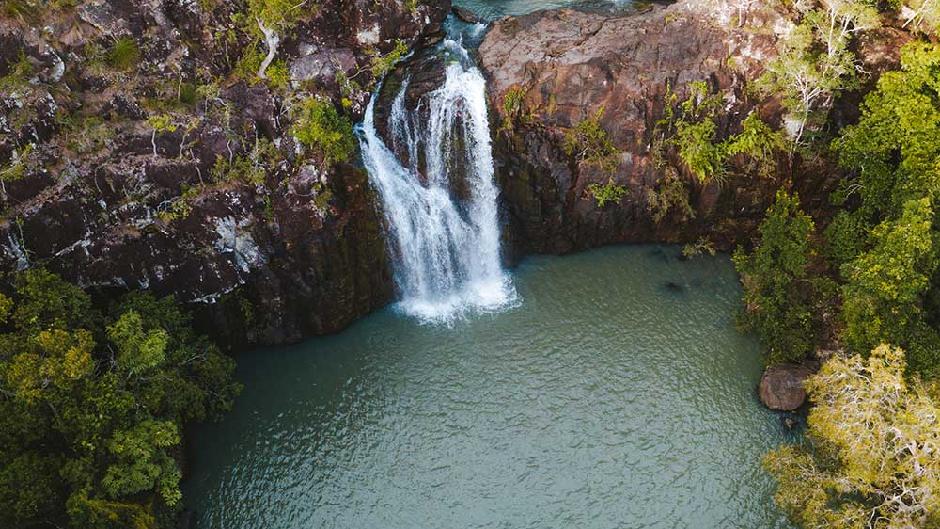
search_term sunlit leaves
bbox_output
[0,270,240,529]
[841,198,936,355]
[102,420,181,505]
[766,345,940,529]
[108,311,168,376]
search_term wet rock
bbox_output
[373,45,448,176]
[453,6,483,24]
[759,363,818,411]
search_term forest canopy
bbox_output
[0,270,241,529]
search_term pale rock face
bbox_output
[290,48,357,83]
[784,116,805,139]
[356,24,381,46]
[212,216,265,275]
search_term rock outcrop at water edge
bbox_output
[759,362,817,411]
[478,1,906,257]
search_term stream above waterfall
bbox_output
[184,246,796,529]
[454,0,633,20]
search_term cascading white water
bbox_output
[358,40,516,323]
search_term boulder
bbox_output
[759,363,817,411]
[453,6,483,24]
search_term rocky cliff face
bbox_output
[1,0,906,346]
[477,2,902,257]
[0,0,449,346]
[478,2,785,256]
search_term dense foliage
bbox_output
[737,42,940,375]
[832,42,940,378]
[764,345,940,529]
[0,270,240,529]
[734,191,820,365]
[739,22,940,529]
[292,97,357,167]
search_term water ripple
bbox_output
[185,246,797,529]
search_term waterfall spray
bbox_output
[358,40,516,323]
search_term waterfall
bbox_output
[358,40,516,323]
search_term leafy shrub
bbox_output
[244,0,306,32]
[0,144,33,192]
[0,52,33,91]
[370,40,408,78]
[158,185,201,223]
[233,45,264,83]
[210,139,280,186]
[563,107,620,173]
[586,180,628,207]
[724,112,787,176]
[674,118,726,185]
[682,237,717,259]
[177,82,199,106]
[501,86,528,132]
[265,59,291,89]
[292,98,356,166]
[646,170,694,224]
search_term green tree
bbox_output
[733,190,817,364]
[0,270,240,529]
[833,43,940,377]
[836,43,940,221]
[841,198,937,360]
[765,345,940,529]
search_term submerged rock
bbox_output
[759,363,817,411]
[453,6,483,24]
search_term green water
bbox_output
[184,246,795,529]
[453,0,631,20]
